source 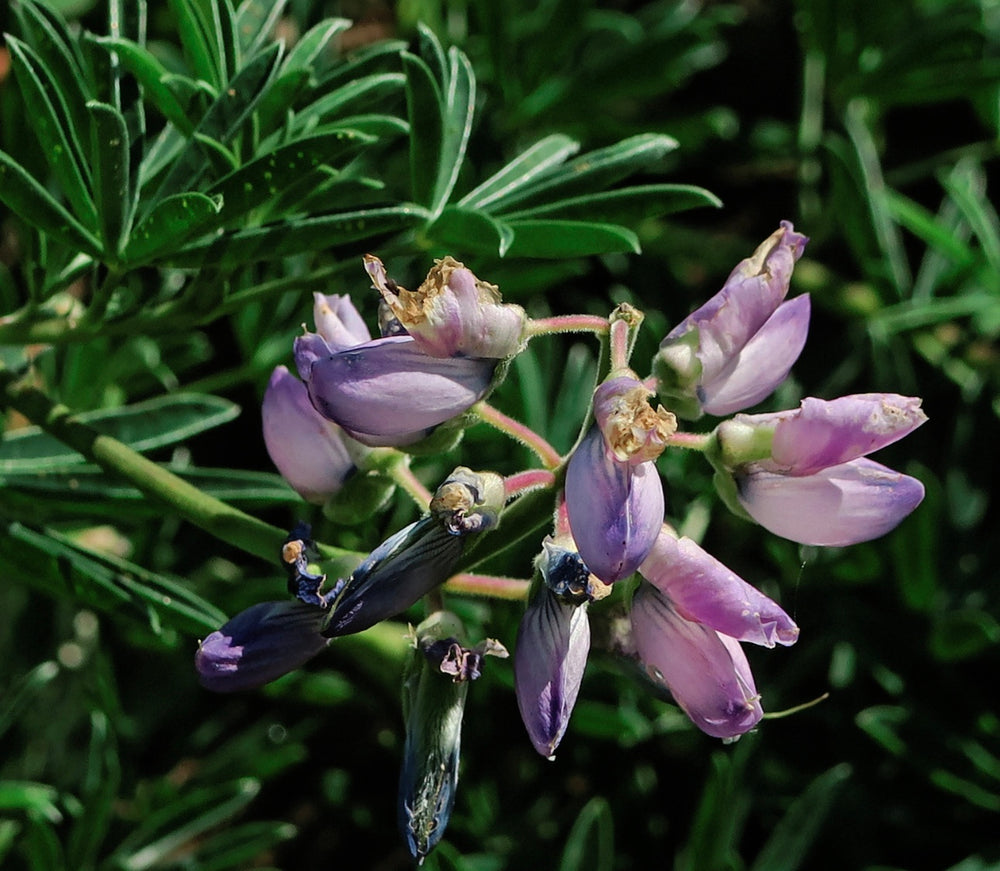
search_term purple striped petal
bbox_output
[565,426,664,583]
[737,457,926,546]
[196,601,328,692]
[700,294,811,415]
[299,335,496,446]
[639,529,799,647]
[630,581,763,739]
[514,587,591,759]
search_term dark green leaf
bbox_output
[205,129,376,226]
[123,191,222,264]
[505,219,640,257]
[750,765,851,871]
[403,51,444,209]
[433,47,476,216]
[187,821,297,871]
[0,782,61,822]
[425,206,514,256]
[416,21,448,90]
[90,37,197,133]
[559,797,614,871]
[145,41,283,210]
[504,183,722,223]
[488,133,680,214]
[2,522,228,636]
[234,0,288,54]
[168,204,430,267]
[0,149,102,256]
[168,0,224,86]
[303,72,406,127]
[6,36,96,227]
[87,101,132,257]
[0,393,240,472]
[930,610,1000,662]
[458,134,580,210]
[282,17,351,74]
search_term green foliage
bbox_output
[0,0,998,869]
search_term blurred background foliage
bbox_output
[0,0,998,869]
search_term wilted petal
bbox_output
[565,426,664,583]
[312,292,371,350]
[196,601,328,692]
[514,586,591,758]
[639,529,798,647]
[368,254,526,359]
[322,518,465,637]
[301,335,496,446]
[737,457,925,546]
[262,366,359,504]
[699,294,811,415]
[630,581,763,739]
[593,375,676,464]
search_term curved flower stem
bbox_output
[443,573,531,601]
[524,314,610,337]
[0,364,354,565]
[666,431,713,451]
[386,456,433,508]
[608,317,632,371]
[504,469,556,498]
[473,402,562,470]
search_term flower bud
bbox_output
[196,601,328,693]
[262,366,363,504]
[565,425,663,583]
[367,254,526,359]
[654,221,810,418]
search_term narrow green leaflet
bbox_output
[0,393,240,473]
[0,150,103,256]
[940,162,1000,278]
[91,37,198,133]
[234,0,291,55]
[124,191,223,264]
[504,183,722,223]
[167,204,430,267]
[301,72,407,129]
[1,522,228,636]
[485,133,680,215]
[559,797,614,871]
[144,41,283,211]
[505,219,640,257]
[168,0,225,87]
[425,206,514,256]
[12,0,94,139]
[6,36,97,227]
[434,47,476,217]
[180,821,297,871]
[882,188,977,270]
[0,782,62,822]
[458,134,581,211]
[281,17,352,74]
[204,129,376,226]
[403,51,445,210]
[87,101,132,258]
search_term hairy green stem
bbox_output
[524,314,609,336]
[443,573,531,601]
[473,402,562,470]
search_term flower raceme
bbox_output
[294,257,524,448]
[714,394,927,546]
[654,221,810,419]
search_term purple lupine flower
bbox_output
[196,601,328,692]
[716,394,928,546]
[311,291,372,349]
[639,527,799,648]
[262,365,363,504]
[630,581,764,739]
[366,254,526,359]
[654,221,810,419]
[565,376,672,584]
[514,538,601,759]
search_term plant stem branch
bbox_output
[473,402,562,470]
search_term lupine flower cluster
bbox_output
[196,223,927,861]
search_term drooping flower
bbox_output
[398,611,507,862]
[196,601,329,693]
[714,394,927,546]
[322,468,505,637]
[514,537,604,759]
[654,221,810,418]
[628,527,797,739]
[366,254,526,359]
[262,365,363,504]
[565,375,672,584]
